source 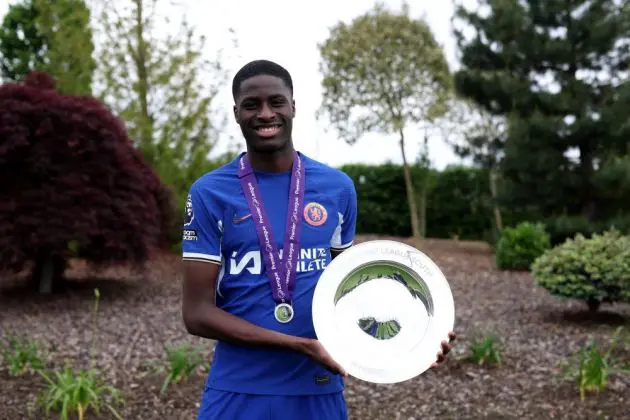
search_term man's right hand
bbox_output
[297,338,348,377]
[183,261,349,378]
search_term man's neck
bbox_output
[247,145,296,173]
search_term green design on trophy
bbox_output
[333,261,434,340]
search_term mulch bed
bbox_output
[1,236,628,420]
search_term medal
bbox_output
[237,151,305,323]
[274,303,295,323]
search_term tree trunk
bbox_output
[489,169,503,231]
[398,127,421,240]
[133,0,154,158]
[31,250,66,294]
[418,185,427,238]
[579,145,596,221]
[586,298,600,313]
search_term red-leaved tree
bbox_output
[0,71,176,293]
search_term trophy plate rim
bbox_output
[312,239,455,384]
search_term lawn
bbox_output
[1,235,628,420]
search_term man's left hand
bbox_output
[430,331,456,369]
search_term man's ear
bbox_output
[292,99,296,118]
[233,105,238,123]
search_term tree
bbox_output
[92,0,236,218]
[453,0,630,221]
[414,135,433,238]
[0,0,96,95]
[0,71,175,294]
[442,97,507,232]
[317,2,452,240]
[0,0,47,82]
[34,0,96,95]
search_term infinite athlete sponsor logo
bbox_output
[229,247,328,275]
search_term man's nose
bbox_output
[258,103,275,119]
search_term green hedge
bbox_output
[340,163,426,237]
[340,163,497,240]
[340,163,630,243]
[169,160,630,248]
[426,165,495,240]
[542,215,630,246]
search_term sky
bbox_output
[0,0,480,169]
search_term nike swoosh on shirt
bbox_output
[232,213,252,224]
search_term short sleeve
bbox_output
[330,176,357,251]
[181,182,223,265]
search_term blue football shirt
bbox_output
[182,151,358,395]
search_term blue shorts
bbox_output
[197,388,348,420]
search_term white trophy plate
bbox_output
[312,240,455,384]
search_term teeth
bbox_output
[257,126,280,134]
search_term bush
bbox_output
[600,215,630,236]
[495,222,551,270]
[542,214,630,247]
[340,163,495,239]
[341,163,419,237]
[531,229,630,312]
[543,216,598,246]
[425,165,495,240]
[0,71,175,293]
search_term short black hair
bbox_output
[231,59,293,100]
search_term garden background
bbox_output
[1,0,629,418]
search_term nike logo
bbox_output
[232,213,252,224]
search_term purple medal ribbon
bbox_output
[237,151,305,321]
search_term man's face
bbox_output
[233,74,295,154]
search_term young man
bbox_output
[181,60,454,420]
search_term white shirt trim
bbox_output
[331,240,353,251]
[182,252,222,263]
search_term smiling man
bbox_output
[181,59,454,420]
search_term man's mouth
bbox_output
[255,124,282,138]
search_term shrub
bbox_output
[467,334,503,367]
[339,163,495,240]
[543,215,598,246]
[543,214,630,246]
[531,229,630,312]
[159,343,208,394]
[559,327,629,401]
[36,289,124,419]
[1,334,44,376]
[0,71,175,293]
[495,222,551,270]
[38,365,123,420]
